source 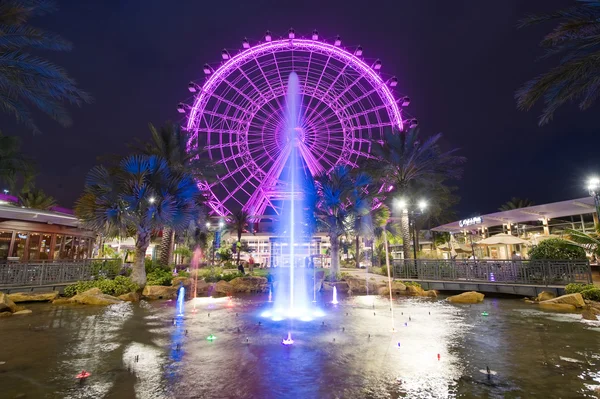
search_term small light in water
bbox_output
[206,334,217,341]
[481,312,489,316]
[282,332,294,345]
[260,311,272,318]
[76,370,91,379]
[404,322,407,327]
[397,342,401,348]
[437,353,441,360]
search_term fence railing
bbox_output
[392,259,592,286]
[0,259,123,287]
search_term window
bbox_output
[54,235,64,259]
[11,232,28,259]
[39,234,52,260]
[63,236,74,259]
[0,231,12,260]
[28,233,41,260]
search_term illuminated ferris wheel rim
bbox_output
[185,38,404,136]
[182,32,413,217]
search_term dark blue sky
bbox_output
[6,0,599,219]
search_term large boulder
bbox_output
[0,312,12,318]
[13,309,33,316]
[423,290,438,298]
[214,280,234,295]
[582,308,598,321]
[378,281,407,296]
[230,276,269,293]
[345,276,384,295]
[142,285,178,300]
[322,281,349,292]
[535,291,556,302]
[70,288,123,306]
[8,291,59,303]
[447,291,485,304]
[171,277,192,289]
[195,279,210,295]
[0,292,18,313]
[539,303,576,312]
[540,293,585,309]
[118,292,140,302]
[52,298,73,305]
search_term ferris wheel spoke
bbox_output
[339,102,391,123]
[301,55,331,128]
[251,54,286,119]
[236,67,283,118]
[246,142,292,213]
[336,84,385,114]
[202,109,249,126]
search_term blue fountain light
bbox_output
[176,285,185,317]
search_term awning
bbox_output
[475,233,529,246]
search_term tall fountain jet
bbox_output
[268,72,320,321]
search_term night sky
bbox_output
[6,0,599,219]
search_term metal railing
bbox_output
[393,259,592,286]
[0,259,123,287]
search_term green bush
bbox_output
[580,288,600,301]
[528,238,586,260]
[64,276,138,297]
[565,283,595,294]
[91,259,122,278]
[402,281,422,289]
[177,271,190,278]
[146,268,173,286]
[204,271,244,283]
[145,259,169,274]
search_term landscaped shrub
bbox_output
[580,288,600,301]
[402,281,422,289]
[528,238,586,260]
[176,271,190,278]
[91,259,122,278]
[64,276,138,297]
[145,259,170,274]
[146,268,173,286]
[565,283,595,294]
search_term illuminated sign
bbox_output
[459,217,482,228]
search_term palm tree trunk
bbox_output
[400,212,411,259]
[236,232,242,266]
[330,234,340,279]
[158,227,174,266]
[131,230,151,287]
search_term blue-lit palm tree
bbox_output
[516,1,600,125]
[76,155,200,286]
[0,0,90,133]
[314,166,371,277]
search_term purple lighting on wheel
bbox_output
[184,35,409,217]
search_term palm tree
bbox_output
[370,128,465,260]
[227,210,250,267]
[499,197,535,211]
[76,155,200,286]
[0,1,91,133]
[314,166,371,277]
[516,1,600,125]
[0,131,34,192]
[136,122,220,267]
[565,227,600,258]
[18,188,56,210]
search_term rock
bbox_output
[118,292,140,302]
[214,280,234,295]
[423,290,438,298]
[524,299,537,304]
[171,277,191,288]
[582,308,598,321]
[447,291,485,304]
[52,298,73,305]
[195,279,210,295]
[0,312,12,318]
[70,288,123,306]
[230,276,269,293]
[378,281,407,296]
[322,281,350,292]
[345,276,384,295]
[142,285,178,300]
[540,293,585,309]
[8,291,59,303]
[539,303,576,312]
[0,293,18,313]
[403,285,425,296]
[13,309,32,315]
[535,291,556,302]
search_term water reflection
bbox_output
[1,295,600,398]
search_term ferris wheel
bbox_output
[181,30,415,217]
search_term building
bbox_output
[432,197,597,259]
[0,195,95,261]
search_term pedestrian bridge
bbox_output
[393,259,592,297]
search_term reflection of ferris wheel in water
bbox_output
[181,30,416,217]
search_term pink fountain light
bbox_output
[182,33,412,217]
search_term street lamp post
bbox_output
[394,199,428,261]
[588,177,600,228]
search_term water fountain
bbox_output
[176,285,185,317]
[267,72,322,322]
[332,286,339,305]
